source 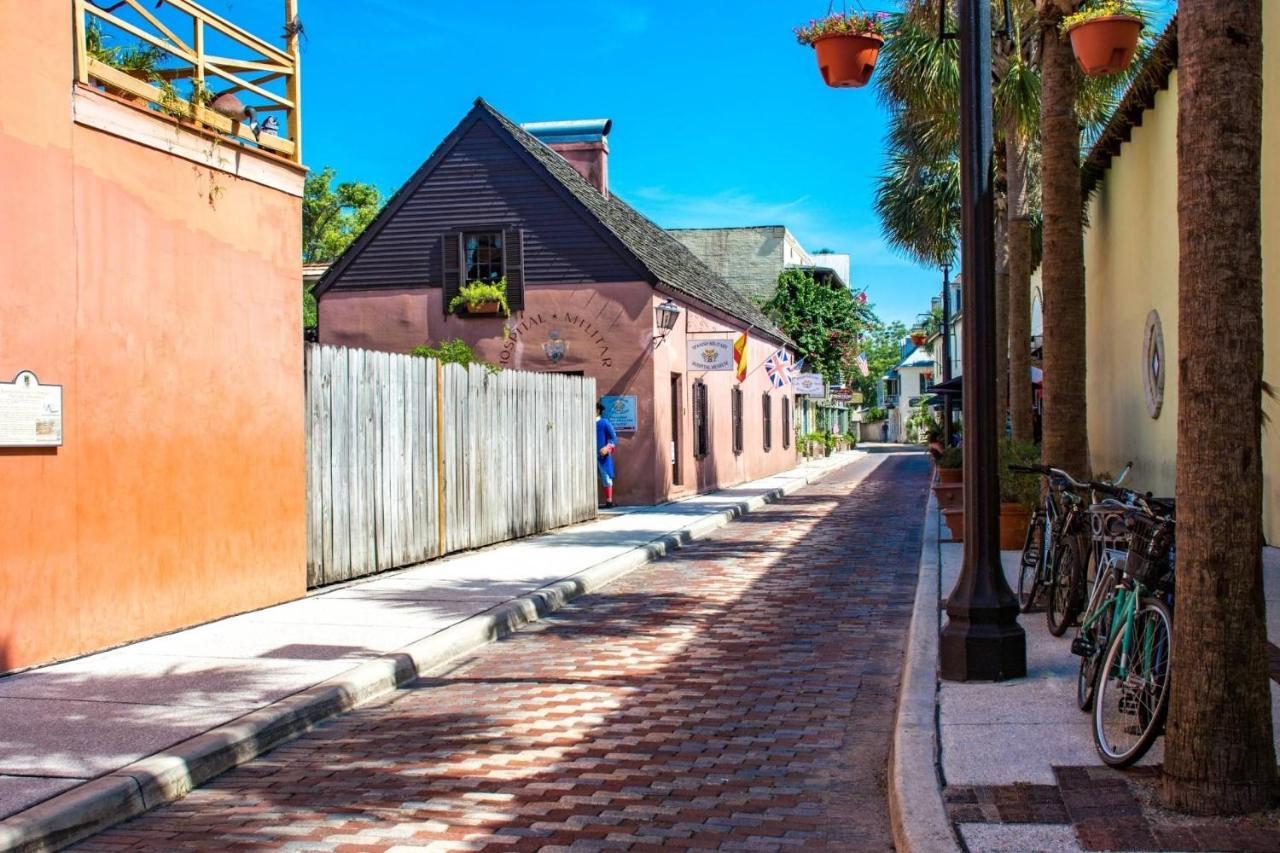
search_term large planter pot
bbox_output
[937,467,963,485]
[932,482,963,511]
[812,33,885,89]
[941,507,964,542]
[1066,15,1142,77]
[999,502,1032,551]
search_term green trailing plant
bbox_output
[863,406,888,423]
[795,10,890,44]
[1060,1,1144,34]
[763,269,872,387]
[449,280,510,316]
[411,339,500,374]
[999,438,1042,510]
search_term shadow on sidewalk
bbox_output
[75,453,934,850]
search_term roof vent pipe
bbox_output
[522,118,613,197]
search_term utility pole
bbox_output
[939,0,1026,682]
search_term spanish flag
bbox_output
[733,331,748,382]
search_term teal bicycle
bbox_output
[1075,496,1175,767]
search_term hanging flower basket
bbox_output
[795,12,889,89]
[1061,4,1143,78]
[910,330,927,346]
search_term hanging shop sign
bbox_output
[793,373,826,397]
[687,339,735,372]
[601,395,638,431]
[830,388,862,403]
[0,371,63,447]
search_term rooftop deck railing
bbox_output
[73,0,302,163]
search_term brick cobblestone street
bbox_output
[77,450,930,852]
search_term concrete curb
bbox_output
[889,491,961,852]
[0,451,864,853]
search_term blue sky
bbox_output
[210,1,1173,328]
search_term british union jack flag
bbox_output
[764,349,789,388]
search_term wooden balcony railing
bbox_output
[73,0,302,163]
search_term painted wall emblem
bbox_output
[542,330,568,364]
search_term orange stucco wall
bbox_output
[0,2,306,673]
[319,283,799,505]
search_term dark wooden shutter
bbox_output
[503,227,525,313]
[442,231,461,315]
[732,387,743,455]
[692,381,708,459]
[782,397,791,448]
[763,393,772,451]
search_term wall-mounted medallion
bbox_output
[542,330,568,364]
[1143,309,1165,419]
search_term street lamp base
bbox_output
[939,617,1027,681]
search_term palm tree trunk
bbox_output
[1007,134,1034,443]
[1162,0,1275,815]
[1037,2,1090,478]
[995,139,1010,436]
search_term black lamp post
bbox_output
[939,0,1026,682]
[654,298,681,345]
[941,262,954,446]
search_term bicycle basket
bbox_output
[1089,505,1130,551]
[1125,514,1175,588]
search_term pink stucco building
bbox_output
[315,101,800,506]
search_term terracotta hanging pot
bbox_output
[910,332,927,346]
[1066,15,1142,77]
[812,33,885,89]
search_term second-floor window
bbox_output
[464,232,504,283]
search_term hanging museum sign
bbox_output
[0,371,63,447]
[687,339,735,372]
[793,373,826,397]
[830,388,863,403]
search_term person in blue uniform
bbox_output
[596,402,618,508]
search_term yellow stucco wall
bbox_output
[1084,4,1280,542]
[1263,1,1280,545]
[1083,72,1180,496]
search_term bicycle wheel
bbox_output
[1018,510,1048,612]
[1075,560,1117,711]
[1047,534,1085,637]
[1092,597,1173,767]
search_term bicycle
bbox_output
[1072,491,1139,711]
[1011,463,1130,636]
[1086,498,1176,767]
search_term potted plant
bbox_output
[910,328,927,346]
[449,279,510,316]
[999,438,1041,550]
[1060,1,1144,77]
[794,11,889,89]
[936,445,963,485]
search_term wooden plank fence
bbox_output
[305,343,597,587]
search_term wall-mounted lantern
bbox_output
[654,298,681,344]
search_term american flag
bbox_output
[856,352,870,377]
[764,349,790,388]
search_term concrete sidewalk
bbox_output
[0,449,867,850]
[892,492,1280,853]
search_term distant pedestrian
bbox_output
[596,402,618,508]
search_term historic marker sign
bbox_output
[601,395,638,431]
[0,371,63,447]
[687,339,734,372]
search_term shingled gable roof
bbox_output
[316,99,790,346]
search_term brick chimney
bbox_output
[521,119,612,197]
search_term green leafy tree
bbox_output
[302,166,382,326]
[763,270,872,386]
[855,320,909,407]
